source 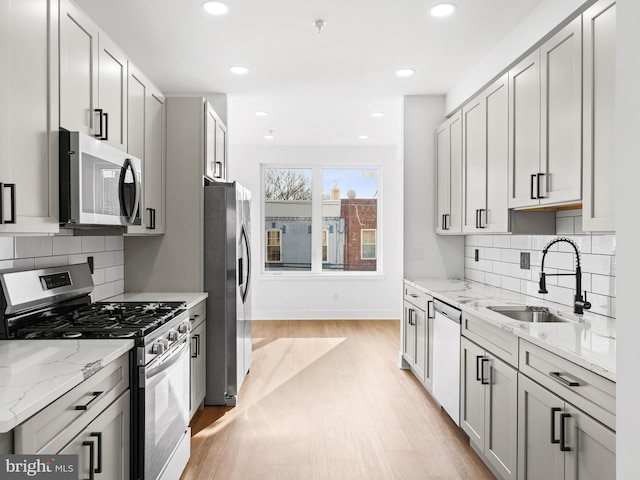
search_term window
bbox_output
[361,229,376,260]
[266,229,282,263]
[263,166,379,273]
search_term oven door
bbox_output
[62,130,142,226]
[142,337,190,480]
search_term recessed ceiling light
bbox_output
[430,3,456,17]
[371,112,385,118]
[229,66,249,75]
[358,135,369,140]
[202,1,229,15]
[255,111,268,117]
[264,130,275,140]
[395,68,415,77]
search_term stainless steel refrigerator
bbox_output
[204,180,252,406]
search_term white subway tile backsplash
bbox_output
[92,268,107,286]
[93,251,116,268]
[35,255,69,269]
[114,279,124,295]
[105,265,124,282]
[82,236,106,253]
[114,250,124,266]
[0,238,13,260]
[105,236,124,251]
[93,282,116,302]
[15,237,53,258]
[52,236,82,255]
[493,235,511,248]
[464,210,616,318]
[510,235,531,250]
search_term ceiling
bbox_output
[75,0,544,146]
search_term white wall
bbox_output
[403,95,464,279]
[446,0,593,114]
[229,144,403,320]
[615,0,640,476]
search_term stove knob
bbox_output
[159,338,170,351]
[151,341,163,355]
[168,330,179,342]
[178,322,190,334]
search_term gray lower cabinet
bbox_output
[402,284,434,390]
[518,373,615,480]
[59,391,130,480]
[190,300,207,419]
[460,336,517,480]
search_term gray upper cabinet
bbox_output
[60,0,128,151]
[462,74,509,233]
[126,63,166,235]
[435,111,462,234]
[582,0,616,232]
[509,17,582,209]
[0,0,59,235]
[205,103,227,182]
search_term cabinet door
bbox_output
[59,0,98,135]
[205,103,218,180]
[539,17,582,206]
[190,321,207,418]
[0,0,59,235]
[59,391,130,480]
[508,50,541,208]
[484,74,509,233]
[435,112,462,234]
[413,306,427,383]
[485,353,518,480]
[518,374,564,480]
[563,403,616,480]
[460,337,485,449]
[97,34,128,151]
[145,85,166,233]
[462,95,486,233]
[582,0,616,232]
[403,302,416,366]
[216,120,227,181]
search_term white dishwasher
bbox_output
[432,299,462,426]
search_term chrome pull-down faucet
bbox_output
[538,237,592,315]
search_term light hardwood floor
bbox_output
[181,320,494,480]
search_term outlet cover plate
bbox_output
[520,252,530,270]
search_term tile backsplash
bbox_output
[0,230,124,302]
[465,210,616,318]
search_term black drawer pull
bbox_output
[550,407,562,444]
[560,413,571,451]
[549,371,580,387]
[75,391,103,410]
[480,358,490,384]
[90,432,102,473]
[82,440,95,480]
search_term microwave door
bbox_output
[119,158,141,225]
[79,152,125,225]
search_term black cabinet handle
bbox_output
[89,432,102,473]
[445,213,450,230]
[0,183,16,224]
[102,112,109,141]
[215,161,223,178]
[427,300,434,319]
[560,413,571,451]
[146,208,156,230]
[75,391,103,410]
[549,371,580,387]
[408,308,415,326]
[537,173,545,199]
[82,440,95,480]
[476,355,483,381]
[475,209,479,228]
[550,407,562,444]
[94,108,103,138]
[478,209,486,228]
[480,358,490,384]
[191,334,200,358]
[530,174,537,199]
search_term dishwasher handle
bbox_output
[433,299,462,323]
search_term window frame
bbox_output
[265,228,282,263]
[261,164,381,277]
[361,228,377,260]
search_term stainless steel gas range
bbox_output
[0,262,191,480]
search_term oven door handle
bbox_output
[145,338,188,380]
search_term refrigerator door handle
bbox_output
[241,225,251,304]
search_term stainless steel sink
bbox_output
[487,305,571,323]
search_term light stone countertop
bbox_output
[404,278,616,382]
[0,339,133,433]
[104,292,208,310]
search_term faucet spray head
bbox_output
[538,272,548,294]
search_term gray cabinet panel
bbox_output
[460,336,485,447]
[435,112,462,234]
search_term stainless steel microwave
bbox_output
[59,130,142,227]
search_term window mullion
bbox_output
[311,166,323,273]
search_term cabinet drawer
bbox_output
[189,300,206,329]
[519,339,615,431]
[462,313,519,368]
[14,352,130,454]
[403,284,430,311]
